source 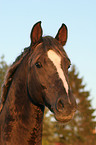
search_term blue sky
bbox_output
[0,0,96,114]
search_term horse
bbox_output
[0,21,77,145]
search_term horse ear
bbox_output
[30,21,43,46]
[55,24,68,46]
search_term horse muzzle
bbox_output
[54,96,77,123]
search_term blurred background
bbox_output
[0,0,96,144]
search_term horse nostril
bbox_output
[56,99,64,112]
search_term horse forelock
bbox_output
[43,36,69,59]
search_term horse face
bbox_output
[28,39,77,123]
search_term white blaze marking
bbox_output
[47,50,69,95]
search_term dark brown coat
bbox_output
[0,22,77,145]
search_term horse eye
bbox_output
[68,64,71,69]
[35,62,42,68]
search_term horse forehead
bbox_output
[47,50,61,63]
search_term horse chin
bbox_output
[54,112,74,123]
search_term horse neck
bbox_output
[0,55,44,145]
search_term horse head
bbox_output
[27,21,77,123]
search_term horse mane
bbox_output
[0,47,30,113]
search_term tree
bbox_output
[0,55,8,98]
[42,65,96,145]
[42,108,56,145]
[68,65,96,145]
